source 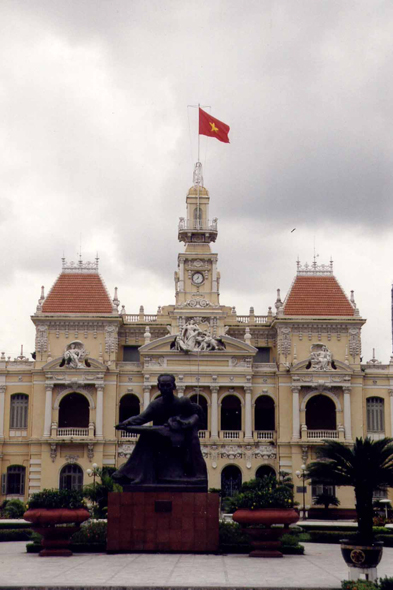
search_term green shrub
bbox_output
[27,488,86,510]
[83,467,121,519]
[281,545,305,554]
[379,577,393,590]
[223,475,295,513]
[0,529,33,541]
[26,542,40,553]
[307,530,358,544]
[71,520,107,544]
[342,580,377,590]
[0,522,31,530]
[2,499,26,519]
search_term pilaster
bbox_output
[96,385,104,439]
[244,386,252,441]
[210,386,219,440]
[143,385,151,411]
[43,384,53,438]
[0,385,5,439]
[292,386,300,440]
[343,386,352,440]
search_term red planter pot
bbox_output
[232,508,299,558]
[24,508,90,557]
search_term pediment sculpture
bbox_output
[308,344,334,371]
[171,319,226,353]
[60,341,90,369]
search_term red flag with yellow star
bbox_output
[199,108,230,143]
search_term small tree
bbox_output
[307,437,393,544]
[83,467,122,518]
[313,492,340,511]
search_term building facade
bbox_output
[1,165,392,509]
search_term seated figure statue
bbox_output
[113,374,207,491]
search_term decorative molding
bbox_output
[253,444,277,460]
[35,324,48,353]
[178,298,220,309]
[220,445,243,459]
[297,259,333,275]
[50,443,57,463]
[278,327,291,358]
[65,454,79,464]
[105,325,119,355]
[118,443,136,459]
[87,443,94,461]
[62,257,99,273]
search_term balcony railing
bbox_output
[120,431,139,440]
[220,430,243,440]
[198,430,209,439]
[307,430,338,439]
[178,219,218,231]
[122,314,157,323]
[255,430,275,441]
[236,315,269,324]
[57,427,90,438]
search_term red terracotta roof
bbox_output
[42,273,114,314]
[284,276,355,316]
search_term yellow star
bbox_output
[209,122,219,133]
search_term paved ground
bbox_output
[0,542,392,588]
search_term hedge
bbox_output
[0,529,33,541]
[0,521,31,530]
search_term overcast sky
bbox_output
[1,0,393,362]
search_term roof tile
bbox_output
[42,273,113,314]
[284,276,355,316]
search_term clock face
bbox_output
[192,272,204,285]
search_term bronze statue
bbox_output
[113,374,207,491]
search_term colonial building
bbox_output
[1,164,392,510]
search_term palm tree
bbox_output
[306,437,393,543]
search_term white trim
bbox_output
[254,391,276,403]
[218,391,244,405]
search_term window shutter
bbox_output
[1,474,6,495]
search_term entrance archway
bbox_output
[221,465,242,497]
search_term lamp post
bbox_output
[295,464,308,520]
[380,498,391,520]
[86,463,99,490]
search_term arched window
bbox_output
[190,394,208,430]
[58,393,89,428]
[256,465,276,480]
[221,395,242,431]
[119,394,140,423]
[193,206,203,228]
[5,465,25,495]
[221,465,242,498]
[10,394,28,429]
[306,395,336,430]
[367,397,385,433]
[59,464,83,491]
[254,396,275,431]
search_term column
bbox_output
[292,386,300,439]
[212,260,218,292]
[389,390,393,437]
[210,386,219,440]
[0,385,5,439]
[143,385,151,411]
[343,386,352,440]
[244,387,253,441]
[179,260,185,292]
[96,385,104,439]
[43,384,53,438]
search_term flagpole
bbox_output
[197,103,200,228]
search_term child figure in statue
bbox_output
[113,374,207,490]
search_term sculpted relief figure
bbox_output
[309,344,332,371]
[59,341,90,369]
[172,319,226,353]
[113,374,207,490]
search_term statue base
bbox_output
[107,491,219,553]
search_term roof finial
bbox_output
[193,162,204,188]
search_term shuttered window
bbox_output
[6,466,25,495]
[10,394,28,429]
[367,397,384,433]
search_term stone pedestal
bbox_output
[107,492,219,553]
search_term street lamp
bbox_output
[86,463,99,490]
[295,464,308,520]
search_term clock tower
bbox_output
[175,163,220,308]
